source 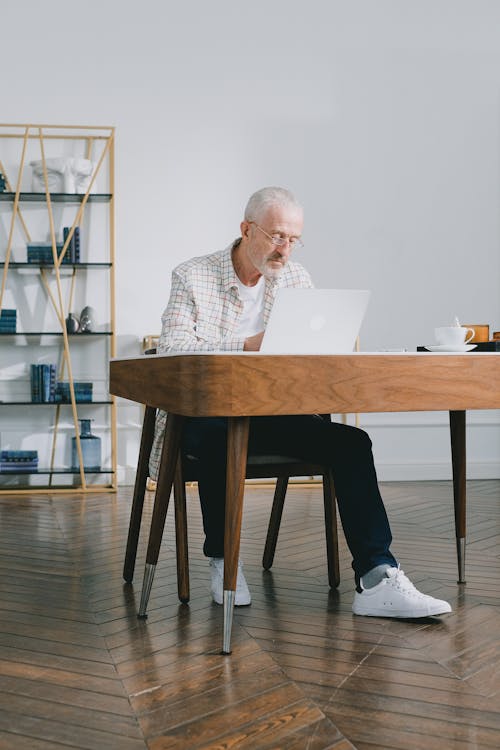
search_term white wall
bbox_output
[2,0,500,482]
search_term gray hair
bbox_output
[244,186,303,223]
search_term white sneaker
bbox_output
[209,558,252,606]
[352,566,452,618]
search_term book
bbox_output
[1,450,38,461]
[31,364,41,403]
[74,227,81,262]
[30,364,57,402]
[0,462,39,473]
[1,448,39,473]
[42,364,51,403]
[0,309,17,333]
[49,364,56,402]
[62,227,81,263]
[27,243,71,265]
[55,381,93,403]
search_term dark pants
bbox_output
[182,414,397,580]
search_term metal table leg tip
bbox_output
[456,538,466,586]
[222,589,235,655]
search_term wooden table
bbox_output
[110,351,500,653]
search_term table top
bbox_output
[109,351,500,417]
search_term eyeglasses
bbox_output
[249,221,304,249]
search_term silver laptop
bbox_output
[260,288,371,354]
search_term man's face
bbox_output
[243,204,304,279]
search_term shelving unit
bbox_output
[0,193,111,203]
[0,123,116,494]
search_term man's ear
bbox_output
[240,220,251,239]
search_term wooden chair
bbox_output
[123,353,340,603]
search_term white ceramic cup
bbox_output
[434,326,475,347]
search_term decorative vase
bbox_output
[71,419,101,471]
[79,305,96,333]
[65,312,79,333]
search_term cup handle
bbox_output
[465,328,475,344]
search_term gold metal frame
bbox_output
[0,123,116,494]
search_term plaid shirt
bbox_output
[149,241,313,478]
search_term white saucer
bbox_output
[424,344,477,352]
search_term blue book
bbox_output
[42,364,51,402]
[27,243,65,264]
[0,309,16,333]
[74,227,80,262]
[62,227,75,264]
[31,364,41,403]
[1,461,39,472]
[49,364,57,402]
[30,364,37,401]
[1,450,38,460]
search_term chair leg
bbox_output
[173,458,190,603]
[323,469,340,588]
[262,476,289,570]
[123,405,156,583]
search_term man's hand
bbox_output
[243,331,264,351]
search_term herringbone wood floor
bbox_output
[0,479,499,749]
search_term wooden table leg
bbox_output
[123,405,156,583]
[173,455,190,604]
[323,469,340,588]
[222,416,250,654]
[138,412,185,617]
[449,410,466,584]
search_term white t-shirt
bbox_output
[234,276,265,339]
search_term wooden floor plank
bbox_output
[0,479,499,748]
[145,682,311,749]
[0,690,144,738]
[194,698,326,750]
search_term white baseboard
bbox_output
[115,406,500,485]
[375,460,500,481]
[118,466,139,486]
[116,460,500,487]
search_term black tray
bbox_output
[417,341,500,352]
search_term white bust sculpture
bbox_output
[30,158,96,194]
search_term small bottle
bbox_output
[65,312,79,333]
[71,419,101,471]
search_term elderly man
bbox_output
[150,186,451,619]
